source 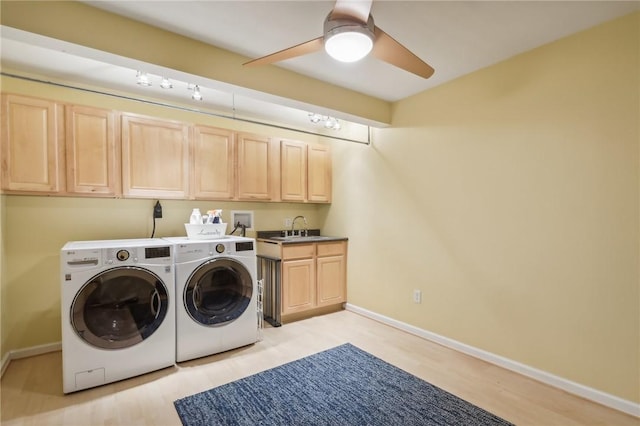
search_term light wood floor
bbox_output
[1,310,638,426]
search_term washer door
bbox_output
[71,267,169,350]
[184,257,253,326]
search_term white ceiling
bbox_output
[1,1,638,132]
[80,0,639,101]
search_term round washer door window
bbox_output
[71,266,169,350]
[184,258,253,326]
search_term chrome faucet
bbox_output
[290,215,308,237]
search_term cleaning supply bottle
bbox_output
[206,210,216,224]
[189,208,202,224]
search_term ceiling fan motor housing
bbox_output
[323,13,375,62]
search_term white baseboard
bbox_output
[345,303,640,418]
[0,341,61,379]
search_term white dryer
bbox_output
[60,239,175,393]
[165,236,259,362]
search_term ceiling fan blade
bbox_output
[330,0,373,24]
[371,26,435,79]
[243,37,324,67]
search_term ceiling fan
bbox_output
[243,0,434,79]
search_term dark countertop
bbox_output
[256,229,348,245]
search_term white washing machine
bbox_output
[60,238,175,394]
[165,236,260,362]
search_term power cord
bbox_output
[231,221,247,237]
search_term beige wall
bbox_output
[2,196,327,354]
[324,13,639,402]
[0,76,332,359]
[1,5,638,407]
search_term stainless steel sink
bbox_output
[268,235,333,242]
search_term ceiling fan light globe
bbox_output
[325,31,373,62]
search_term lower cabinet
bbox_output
[316,243,347,307]
[280,241,347,316]
[282,258,315,315]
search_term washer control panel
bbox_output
[235,241,254,252]
[104,246,172,265]
[170,238,255,262]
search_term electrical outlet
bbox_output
[284,218,293,227]
[413,289,422,304]
[153,201,162,219]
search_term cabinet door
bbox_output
[282,258,315,315]
[280,139,307,202]
[316,255,346,307]
[236,132,277,201]
[1,94,64,193]
[121,113,189,199]
[192,125,234,199]
[65,105,119,196]
[308,144,331,203]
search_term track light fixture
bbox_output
[308,113,341,130]
[135,72,204,102]
[324,116,341,130]
[136,71,151,86]
[160,77,173,89]
[191,85,203,101]
[309,113,322,124]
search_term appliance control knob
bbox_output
[107,259,113,265]
[116,250,130,261]
[215,244,225,254]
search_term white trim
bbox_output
[345,303,640,418]
[0,341,61,378]
[11,341,61,359]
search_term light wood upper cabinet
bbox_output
[1,93,332,203]
[121,113,189,199]
[1,94,64,193]
[236,132,278,201]
[308,143,332,203]
[280,139,307,202]
[192,125,234,200]
[279,140,332,203]
[65,105,119,196]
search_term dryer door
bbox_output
[71,267,169,349]
[184,257,253,326]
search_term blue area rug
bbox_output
[174,343,514,426]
